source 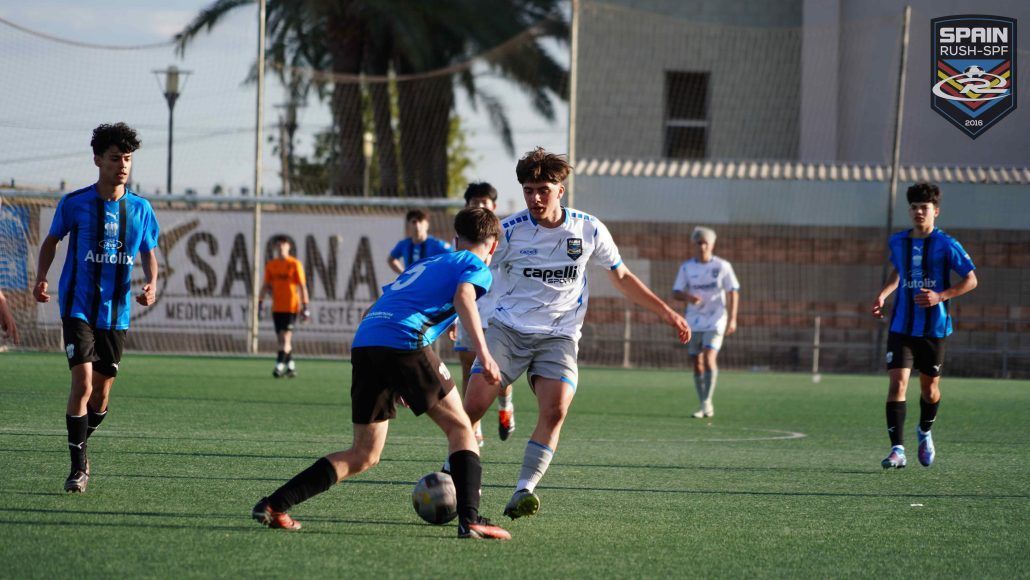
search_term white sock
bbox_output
[515,440,553,493]
[693,374,705,406]
[703,369,718,406]
[498,392,513,409]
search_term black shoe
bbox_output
[64,469,89,493]
[458,515,511,540]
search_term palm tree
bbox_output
[176,0,567,197]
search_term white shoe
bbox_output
[273,362,286,378]
[703,404,714,418]
[691,409,705,419]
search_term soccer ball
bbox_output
[412,472,457,525]
[963,65,986,79]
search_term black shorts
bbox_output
[886,332,946,377]
[350,346,455,424]
[62,318,126,377]
[273,312,297,333]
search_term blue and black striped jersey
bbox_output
[48,185,160,330]
[888,228,975,338]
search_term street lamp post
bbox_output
[153,65,190,195]
[362,131,374,197]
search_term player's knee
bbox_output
[539,402,568,427]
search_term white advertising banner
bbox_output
[38,208,408,339]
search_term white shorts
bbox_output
[687,329,725,355]
[471,322,579,392]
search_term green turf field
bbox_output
[0,352,1027,578]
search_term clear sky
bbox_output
[0,1,568,214]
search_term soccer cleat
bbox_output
[252,498,302,530]
[286,360,297,378]
[272,362,286,378]
[503,489,540,520]
[64,469,89,493]
[691,408,705,419]
[703,403,714,418]
[917,429,936,467]
[498,407,515,441]
[881,446,907,469]
[459,515,512,540]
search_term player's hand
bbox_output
[448,323,457,342]
[477,353,501,386]
[136,283,156,306]
[668,310,692,344]
[726,319,737,336]
[0,311,18,345]
[301,306,311,323]
[871,297,886,319]
[914,288,941,307]
[33,280,49,303]
[686,294,702,305]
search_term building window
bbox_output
[665,71,709,159]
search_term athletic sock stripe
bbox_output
[89,197,105,323]
[527,440,554,454]
[110,197,129,326]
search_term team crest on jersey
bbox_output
[931,15,1017,139]
[566,238,583,260]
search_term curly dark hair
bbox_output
[91,123,141,156]
[515,147,572,184]
[454,207,501,245]
[906,182,941,206]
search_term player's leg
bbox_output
[497,382,515,441]
[914,338,944,467]
[283,328,297,377]
[84,328,123,451]
[62,319,100,492]
[254,421,389,530]
[505,376,574,519]
[426,388,509,539]
[883,334,912,468]
[458,349,484,446]
[689,334,706,418]
[700,330,725,416]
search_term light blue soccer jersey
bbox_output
[48,185,160,330]
[888,228,975,338]
[389,236,452,268]
[353,250,492,350]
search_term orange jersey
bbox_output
[264,256,306,313]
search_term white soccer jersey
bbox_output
[672,256,740,332]
[491,207,623,340]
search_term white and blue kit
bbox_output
[672,256,739,353]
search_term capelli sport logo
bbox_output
[931,15,1017,138]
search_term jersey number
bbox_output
[390,262,428,291]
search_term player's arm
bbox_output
[608,264,691,344]
[915,271,977,308]
[726,290,739,335]
[0,290,19,345]
[34,235,60,303]
[135,248,159,306]
[299,279,311,321]
[872,269,900,318]
[387,257,404,275]
[453,282,500,384]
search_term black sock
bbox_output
[276,351,285,364]
[919,397,940,433]
[267,457,337,513]
[448,450,482,525]
[66,414,88,471]
[285,351,293,363]
[86,404,108,440]
[886,401,906,447]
